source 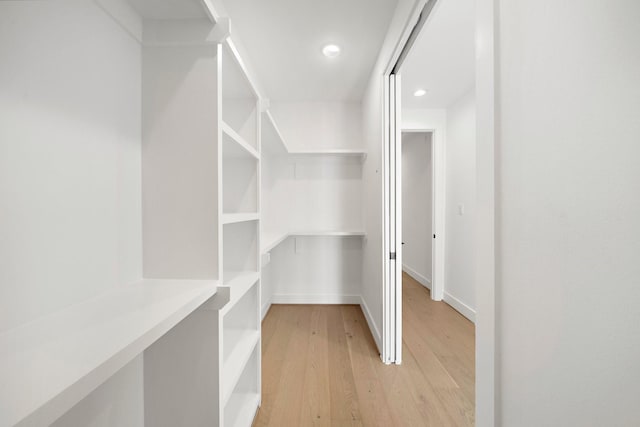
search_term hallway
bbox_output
[254,272,475,426]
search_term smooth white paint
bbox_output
[220,0,399,101]
[260,103,366,308]
[402,109,447,301]
[270,102,363,151]
[401,0,475,109]
[0,0,142,333]
[496,1,640,424]
[142,44,220,279]
[267,236,363,303]
[0,279,219,426]
[51,355,145,427]
[474,0,496,423]
[443,291,475,322]
[262,155,363,233]
[401,132,433,287]
[401,94,477,322]
[126,0,207,19]
[444,90,476,319]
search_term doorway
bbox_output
[401,131,434,293]
[381,0,495,424]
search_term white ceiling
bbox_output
[220,0,398,102]
[400,0,475,109]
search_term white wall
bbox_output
[269,236,363,303]
[0,0,144,424]
[444,90,476,320]
[270,102,362,150]
[262,155,363,233]
[261,102,364,305]
[401,132,433,287]
[401,98,477,322]
[496,0,640,424]
[142,45,219,279]
[51,355,145,427]
[0,0,142,333]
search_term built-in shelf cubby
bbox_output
[222,283,260,402]
[223,221,259,279]
[224,345,261,427]
[222,44,259,151]
[223,128,259,215]
[217,37,262,427]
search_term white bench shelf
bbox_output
[0,279,221,427]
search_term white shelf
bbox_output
[0,279,220,427]
[262,109,366,160]
[289,149,367,160]
[225,392,260,427]
[222,213,260,224]
[261,230,365,254]
[221,271,260,312]
[262,110,288,155]
[221,331,260,406]
[261,231,289,254]
[222,121,260,160]
[291,230,366,237]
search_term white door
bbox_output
[383,73,403,364]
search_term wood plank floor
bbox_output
[254,272,475,426]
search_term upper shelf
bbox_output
[261,110,367,161]
[0,279,221,427]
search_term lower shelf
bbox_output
[225,392,260,427]
[222,330,260,405]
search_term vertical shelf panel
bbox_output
[224,344,261,427]
[218,39,262,427]
[221,44,258,150]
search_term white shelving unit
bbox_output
[1,2,263,426]
[217,40,262,427]
[260,109,366,314]
[0,279,224,427]
[262,110,366,160]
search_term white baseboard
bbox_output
[443,292,476,323]
[271,294,361,305]
[360,296,382,354]
[261,298,272,321]
[402,264,431,290]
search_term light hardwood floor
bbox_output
[253,272,475,426]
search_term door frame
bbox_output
[381,0,497,425]
[400,128,442,303]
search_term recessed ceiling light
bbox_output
[322,44,341,58]
[414,89,427,97]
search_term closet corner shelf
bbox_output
[222,212,260,224]
[222,121,260,160]
[262,110,367,161]
[261,230,365,254]
[220,271,260,314]
[222,331,260,406]
[261,231,289,254]
[0,279,220,427]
